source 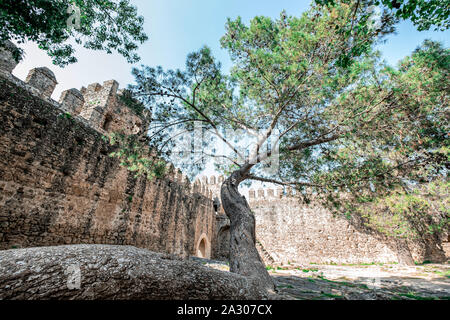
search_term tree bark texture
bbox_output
[0,244,268,300]
[221,170,275,293]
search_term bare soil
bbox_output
[194,257,450,300]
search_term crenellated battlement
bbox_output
[197,175,225,187]
[0,41,20,73]
[197,174,299,201]
[0,41,218,204]
[25,67,58,98]
[0,41,148,137]
[161,165,210,199]
[0,59,217,259]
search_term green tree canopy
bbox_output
[0,0,148,66]
[316,0,450,31]
[294,39,449,203]
[113,1,447,279]
[123,1,448,208]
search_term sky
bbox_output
[12,0,450,100]
[10,0,450,185]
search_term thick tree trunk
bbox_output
[221,170,275,293]
[0,245,268,300]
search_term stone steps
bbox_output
[256,239,275,264]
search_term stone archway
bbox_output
[196,234,211,259]
[102,113,114,132]
[198,239,207,258]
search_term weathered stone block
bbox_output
[59,88,85,115]
[25,67,57,98]
[0,41,19,73]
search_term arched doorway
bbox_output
[198,238,207,258]
[196,234,210,259]
[103,114,113,132]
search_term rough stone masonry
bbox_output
[0,42,217,259]
[202,176,447,265]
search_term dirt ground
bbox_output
[194,257,450,300]
[270,262,450,300]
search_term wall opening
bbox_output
[198,239,206,258]
[103,114,113,132]
[196,234,210,259]
[213,197,221,213]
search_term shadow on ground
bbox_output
[191,257,450,300]
[273,273,450,300]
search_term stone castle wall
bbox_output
[248,192,397,264]
[247,189,436,265]
[0,43,217,259]
[198,176,398,264]
[201,174,438,265]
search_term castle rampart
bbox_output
[0,43,217,259]
[0,42,147,137]
[247,188,433,264]
[199,177,439,265]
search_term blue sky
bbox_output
[10,0,449,183]
[13,0,449,100]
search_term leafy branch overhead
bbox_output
[0,0,148,66]
[117,1,449,276]
[315,0,450,31]
[102,133,167,180]
[121,2,447,238]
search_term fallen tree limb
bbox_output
[0,245,268,300]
